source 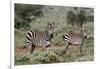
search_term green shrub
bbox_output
[67,8,88,28]
[15,55,30,65]
[15,4,44,29]
[29,51,64,64]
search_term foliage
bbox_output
[87,15,94,22]
[67,11,76,26]
[14,5,94,65]
[15,4,44,29]
[78,10,87,27]
[15,38,94,65]
[67,8,88,28]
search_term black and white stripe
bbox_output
[63,27,87,56]
[26,22,54,54]
[63,33,72,42]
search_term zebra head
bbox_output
[80,26,88,38]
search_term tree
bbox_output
[79,10,87,27]
[15,4,44,29]
[67,11,76,26]
[67,7,88,28]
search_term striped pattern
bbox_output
[26,31,34,44]
[63,33,72,42]
[26,30,51,47]
[63,27,87,56]
[26,22,54,54]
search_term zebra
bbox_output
[26,22,54,54]
[63,27,87,56]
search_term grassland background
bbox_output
[15,4,94,65]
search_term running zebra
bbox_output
[63,27,87,56]
[26,22,54,54]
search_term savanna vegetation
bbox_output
[14,4,94,65]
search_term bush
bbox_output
[15,4,44,29]
[29,51,64,64]
[67,8,88,28]
[67,11,76,26]
[15,55,30,65]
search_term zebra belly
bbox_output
[32,40,51,47]
[70,40,82,45]
[71,41,80,45]
[70,38,82,45]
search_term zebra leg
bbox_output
[46,45,50,51]
[67,43,72,59]
[26,43,32,54]
[80,43,84,56]
[47,47,50,51]
[66,43,70,55]
[30,45,36,54]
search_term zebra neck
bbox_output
[46,31,53,41]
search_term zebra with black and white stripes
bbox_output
[26,22,54,54]
[63,27,87,56]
